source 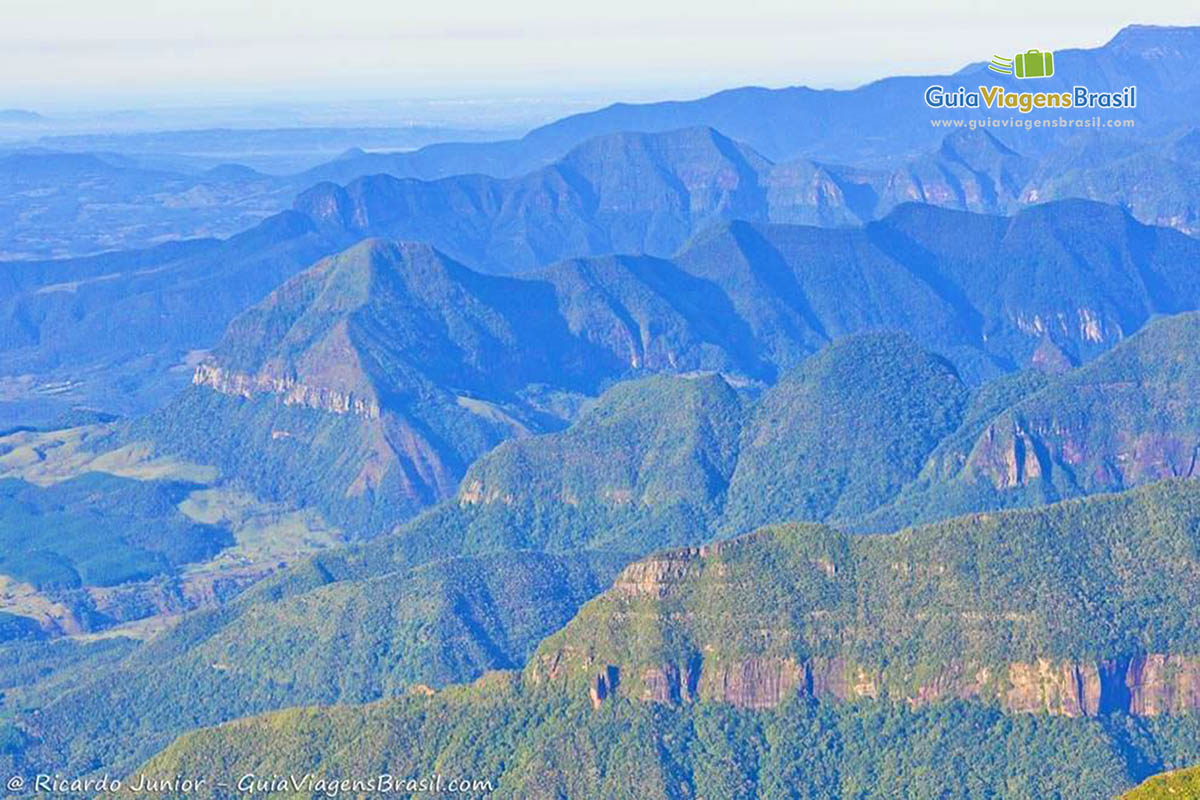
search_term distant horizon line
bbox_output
[2,21,1194,124]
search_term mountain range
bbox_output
[8,25,1200,266]
[9,110,1200,429]
[301,25,1200,181]
[402,310,1200,548]
[120,202,1200,539]
[6,23,1200,798]
[10,310,1200,782]
[293,125,1200,273]
[109,481,1200,799]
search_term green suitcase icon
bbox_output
[1014,49,1054,78]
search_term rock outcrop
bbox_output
[193,363,380,419]
[529,489,1200,719]
[558,652,1200,717]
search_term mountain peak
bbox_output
[1104,24,1200,57]
[0,108,45,122]
[292,181,357,228]
[311,238,460,306]
[560,125,771,173]
[1005,197,1134,231]
[202,162,262,181]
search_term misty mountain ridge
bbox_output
[295,125,1200,278]
[7,25,1200,263]
[301,24,1200,184]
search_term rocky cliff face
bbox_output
[968,419,1050,489]
[1126,654,1200,716]
[528,491,1200,719]
[966,407,1200,493]
[913,313,1200,503]
[193,363,381,419]
[186,361,478,512]
[543,646,1200,719]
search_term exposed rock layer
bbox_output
[193,363,380,419]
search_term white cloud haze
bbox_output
[2,0,1197,108]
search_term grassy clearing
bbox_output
[0,426,217,486]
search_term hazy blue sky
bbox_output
[3,0,1197,110]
